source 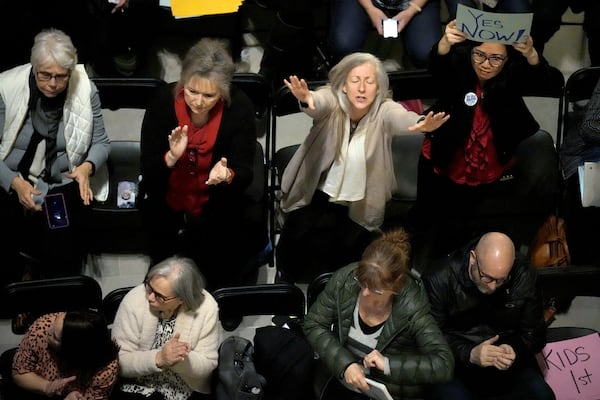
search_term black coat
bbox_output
[421,237,547,368]
[139,82,256,208]
[425,42,553,170]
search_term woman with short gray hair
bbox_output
[111,256,219,400]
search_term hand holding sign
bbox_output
[438,20,467,55]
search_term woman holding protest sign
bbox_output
[408,19,560,267]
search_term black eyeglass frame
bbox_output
[144,280,178,303]
[471,49,507,68]
[473,254,510,285]
[36,70,71,83]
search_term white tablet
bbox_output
[364,378,393,400]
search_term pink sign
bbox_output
[536,332,600,400]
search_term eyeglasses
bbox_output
[473,255,510,285]
[353,276,397,296]
[471,50,506,68]
[36,70,70,83]
[144,280,178,303]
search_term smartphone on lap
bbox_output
[45,193,70,229]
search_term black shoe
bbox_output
[221,315,243,332]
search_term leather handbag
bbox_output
[529,214,571,268]
[214,336,265,400]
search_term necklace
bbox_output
[350,120,359,136]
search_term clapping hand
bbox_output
[165,125,189,167]
[157,333,190,368]
[206,157,231,185]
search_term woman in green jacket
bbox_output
[303,228,454,400]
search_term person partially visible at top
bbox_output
[409,19,560,264]
[8,309,119,400]
[445,0,531,20]
[561,76,600,180]
[275,51,449,284]
[328,0,443,69]
[531,0,599,67]
[0,28,110,285]
[303,228,454,400]
[139,37,259,290]
[111,256,219,400]
[559,75,600,265]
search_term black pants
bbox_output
[0,182,87,290]
[409,131,561,270]
[276,191,375,284]
[142,196,261,292]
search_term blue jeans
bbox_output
[328,0,442,68]
[445,0,531,19]
[429,366,556,400]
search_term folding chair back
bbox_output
[85,77,167,256]
[101,286,134,326]
[306,272,333,310]
[561,66,600,146]
[268,79,327,251]
[212,283,306,332]
[232,73,272,269]
[0,275,103,334]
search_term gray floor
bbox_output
[1,14,599,354]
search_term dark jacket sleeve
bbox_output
[379,278,455,385]
[422,259,477,365]
[139,83,177,201]
[208,85,256,194]
[500,262,548,361]
[580,78,600,146]
[303,267,359,379]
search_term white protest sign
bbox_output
[536,333,600,400]
[456,4,532,44]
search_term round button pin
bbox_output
[464,91,478,106]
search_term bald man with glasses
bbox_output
[422,231,555,400]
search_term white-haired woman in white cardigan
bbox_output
[111,256,219,400]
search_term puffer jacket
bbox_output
[304,264,454,400]
[421,237,547,368]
